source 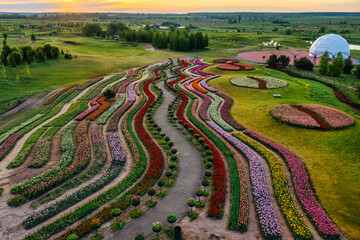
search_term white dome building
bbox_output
[309,34,350,59]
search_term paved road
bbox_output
[109,81,203,240]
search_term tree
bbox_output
[353,64,360,79]
[7,51,23,67]
[195,32,204,49]
[20,45,35,64]
[3,33,7,40]
[318,51,330,75]
[267,54,279,67]
[278,55,290,67]
[238,14,241,23]
[319,26,325,33]
[1,43,12,65]
[31,34,36,42]
[328,52,345,77]
[169,25,175,32]
[343,58,354,74]
[82,23,102,37]
[294,57,314,70]
[104,89,115,100]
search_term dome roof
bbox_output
[309,34,350,58]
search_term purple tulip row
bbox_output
[75,95,101,120]
[107,132,126,164]
[206,120,282,239]
[244,130,340,239]
[127,81,137,102]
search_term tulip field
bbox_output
[0,57,358,240]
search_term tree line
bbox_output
[1,40,60,67]
[81,22,209,51]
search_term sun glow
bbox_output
[0,0,359,12]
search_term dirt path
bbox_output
[144,44,156,52]
[107,81,204,240]
[0,91,56,127]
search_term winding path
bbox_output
[108,81,204,239]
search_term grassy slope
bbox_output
[206,63,360,240]
[0,37,185,108]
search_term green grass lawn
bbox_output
[206,62,360,240]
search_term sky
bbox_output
[0,0,359,13]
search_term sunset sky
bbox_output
[0,0,359,13]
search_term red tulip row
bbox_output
[169,72,226,218]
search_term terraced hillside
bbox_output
[0,57,357,240]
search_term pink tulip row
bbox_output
[75,95,102,121]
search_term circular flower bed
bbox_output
[214,58,239,63]
[271,104,354,130]
[217,63,254,71]
[230,76,288,89]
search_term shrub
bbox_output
[167,214,177,226]
[343,58,354,74]
[91,233,104,240]
[294,57,314,70]
[110,220,124,231]
[187,210,198,219]
[8,195,26,206]
[7,51,23,67]
[354,64,360,79]
[134,233,145,240]
[67,233,78,240]
[278,55,290,67]
[205,162,213,169]
[328,53,345,77]
[104,89,116,100]
[187,198,196,212]
[152,221,163,233]
[168,141,174,147]
[111,208,121,221]
[267,54,279,67]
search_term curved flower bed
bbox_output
[77,76,103,90]
[21,121,91,200]
[300,104,354,128]
[75,95,101,121]
[244,130,340,239]
[234,132,312,240]
[231,76,288,89]
[214,58,239,63]
[271,104,320,128]
[29,127,60,168]
[86,96,111,121]
[23,127,124,229]
[207,121,282,239]
[45,83,78,104]
[0,133,22,161]
[217,63,255,71]
[0,113,44,145]
[272,104,354,130]
[50,74,165,240]
[11,121,77,195]
[169,76,226,218]
[7,127,47,168]
[207,92,233,132]
[216,92,246,131]
[107,132,126,165]
[97,93,126,125]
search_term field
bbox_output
[0,12,360,240]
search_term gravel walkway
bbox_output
[108,81,203,240]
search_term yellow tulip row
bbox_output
[233,132,313,240]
